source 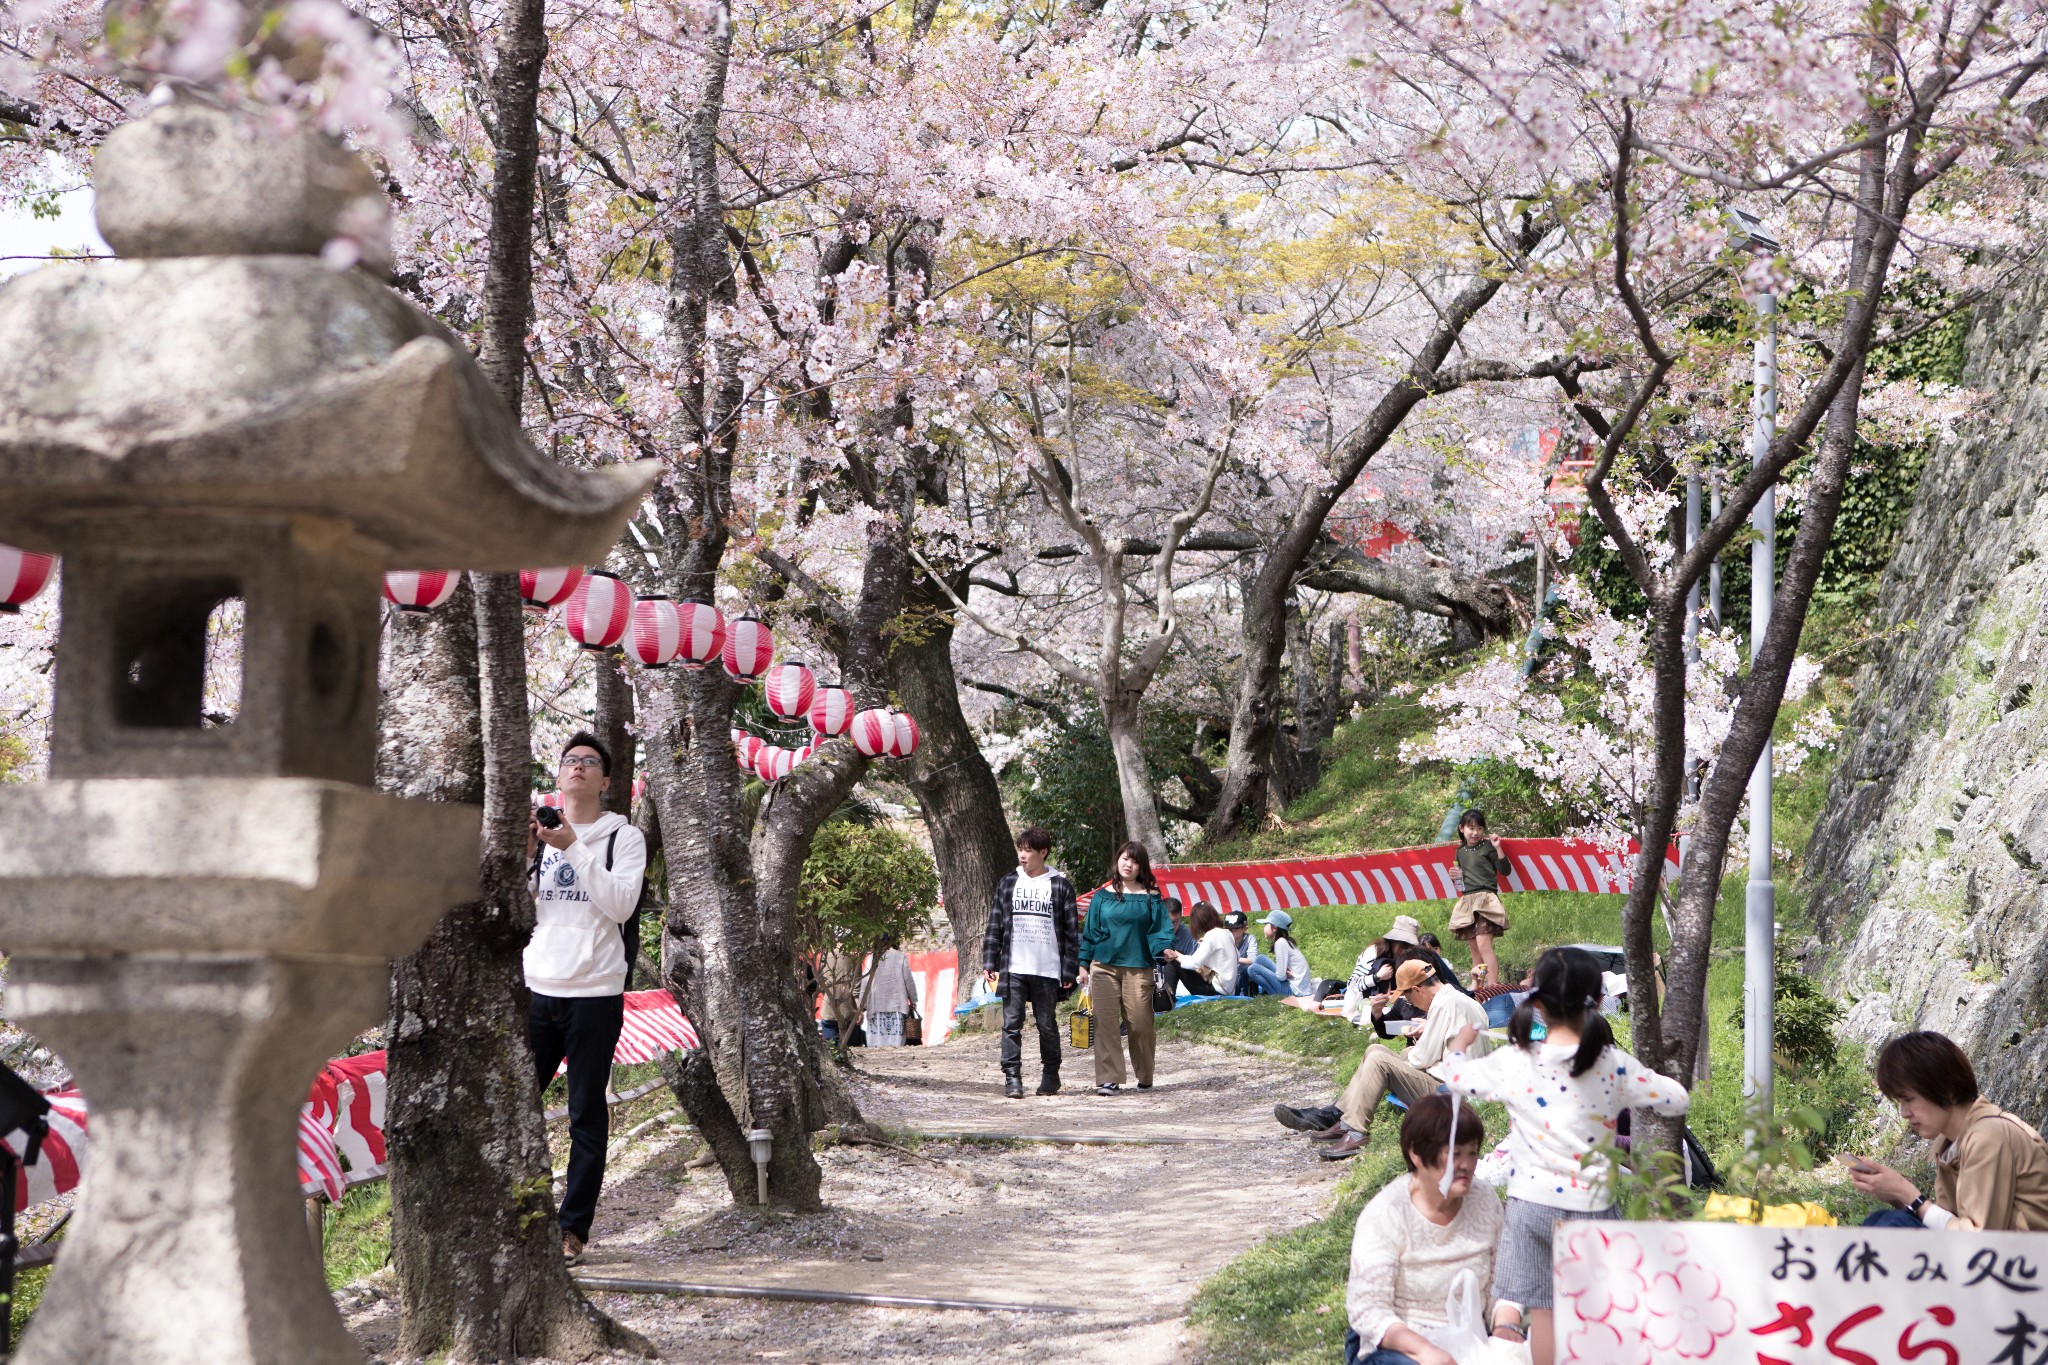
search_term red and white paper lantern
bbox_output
[0,545,55,613]
[565,570,632,650]
[794,743,817,766]
[676,601,726,671]
[762,658,817,721]
[752,746,796,783]
[631,777,646,802]
[731,728,763,772]
[534,791,565,809]
[889,710,921,758]
[518,566,585,613]
[383,570,459,613]
[628,594,684,668]
[851,708,896,758]
[807,684,854,737]
[722,614,774,682]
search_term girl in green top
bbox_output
[1450,809,1511,986]
[1078,841,1176,1094]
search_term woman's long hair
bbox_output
[1189,902,1223,936]
[1509,946,1614,1078]
[1109,840,1158,894]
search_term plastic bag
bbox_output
[1421,1268,1533,1365]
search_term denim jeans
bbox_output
[1344,1329,1419,1365]
[1863,1207,1927,1229]
[1245,958,1291,996]
[999,972,1061,1079]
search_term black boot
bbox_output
[1005,1074,1025,1099]
[1036,1071,1060,1096]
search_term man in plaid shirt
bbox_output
[982,827,1080,1099]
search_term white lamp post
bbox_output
[1729,206,1781,1121]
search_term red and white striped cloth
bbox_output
[1078,838,1682,913]
[614,990,701,1062]
[2,1090,85,1212]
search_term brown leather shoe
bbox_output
[562,1232,586,1263]
[1307,1121,1351,1142]
[1319,1130,1370,1161]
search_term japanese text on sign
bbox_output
[1552,1220,2048,1364]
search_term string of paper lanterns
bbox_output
[381,562,921,782]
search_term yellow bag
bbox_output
[1070,1004,1092,1051]
[1701,1193,1838,1227]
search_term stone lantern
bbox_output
[0,100,655,1364]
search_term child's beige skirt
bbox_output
[1450,891,1508,941]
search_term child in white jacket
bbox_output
[1439,946,1689,1365]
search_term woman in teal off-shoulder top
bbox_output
[1078,842,1176,1095]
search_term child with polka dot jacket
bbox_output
[1439,946,1690,1365]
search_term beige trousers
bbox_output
[1338,1044,1439,1132]
[1089,965,1156,1087]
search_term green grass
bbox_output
[1174,682,1888,1365]
[323,1182,391,1289]
[1198,703,1457,863]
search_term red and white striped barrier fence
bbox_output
[1078,838,1682,914]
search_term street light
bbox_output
[1729,206,1780,1122]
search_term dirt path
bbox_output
[347,1026,1346,1363]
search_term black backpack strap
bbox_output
[607,829,618,869]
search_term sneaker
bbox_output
[1036,1074,1061,1096]
[562,1232,586,1264]
[1004,1076,1025,1100]
[1274,1103,1343,1133]
[1095,1082,1122,1096]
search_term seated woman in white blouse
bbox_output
[1163,902,1240,996]
[1345,1093,1526,1365]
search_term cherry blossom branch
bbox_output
[907,545,1097,690]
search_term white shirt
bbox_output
[524,812,646,997]
[1272,937,1313,995]
[1347,1174,1503,1352]
[1008,870,1061,979]
[1441,1041,1690,1210]
[1183,926,1239,994]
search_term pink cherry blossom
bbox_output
[1641,1260,1738,1359]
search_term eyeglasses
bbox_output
[560,755,604,769]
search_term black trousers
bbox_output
[529,991,625,1242]
[1000,973,1062,1079]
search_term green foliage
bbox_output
[1728,968,1844,1074]
[795,819,938,959]
[1005,701,1213,882]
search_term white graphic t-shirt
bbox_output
[1009,870,1061,979]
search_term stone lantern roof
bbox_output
[0,99,657,568]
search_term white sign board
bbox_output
[1553,1220,2048,1364]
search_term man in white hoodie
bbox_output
[526,731,647,1263]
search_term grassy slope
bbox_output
[1170,685,1882,1365]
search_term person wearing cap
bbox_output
[1227,910,1260,979]
[1341,915,1463,1025]
[1244,910,1314,997]
[1276,958,1490,1161]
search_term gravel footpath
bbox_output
[346,1024,1346,1363]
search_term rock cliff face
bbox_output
[1805,270,2048,1125]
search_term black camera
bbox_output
[534,805,562,830]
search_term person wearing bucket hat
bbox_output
[1244,910,1314,997]
[1340,914,1465,1025]
[1274,958,1490,1162]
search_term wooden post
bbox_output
[305,1197,325,1266]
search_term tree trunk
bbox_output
[895,582,1014,997]
[380,0,645,1342]
[381,586,642,1361]
[594,646,634,817]
[1205,567,1291,840]
[1103,694,1169,862]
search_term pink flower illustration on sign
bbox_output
[1555,1224,1646,1321]
[1641,1259,1737,1358]
[1564,1316,1655,1365]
